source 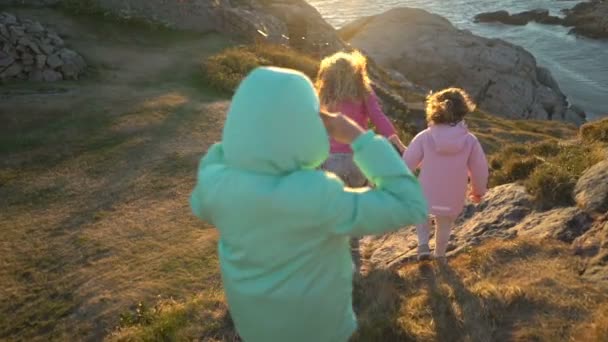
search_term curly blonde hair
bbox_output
[426,87,476,125]
[315,51,372,109]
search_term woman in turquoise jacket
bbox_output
[190,66,428,342]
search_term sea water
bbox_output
[309,0,607,119]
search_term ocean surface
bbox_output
[308,0,607,119]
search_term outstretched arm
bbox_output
[403,132,424,172]
[467,138,489,200]
[365,90,407,153]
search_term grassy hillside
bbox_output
[0,7,234,341]
[355,239,608,341]
[1,6,606,342]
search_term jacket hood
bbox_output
[429,121,469,155]
[222,67,329,174]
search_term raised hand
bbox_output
[320,110,365,145]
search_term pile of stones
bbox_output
[0,12,86,82]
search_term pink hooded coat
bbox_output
[403,122,489,218]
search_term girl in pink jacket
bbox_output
[403,88,489,260]
[316,51,407,187]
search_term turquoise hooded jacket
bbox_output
[190,67,428,342]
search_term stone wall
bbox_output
[0,11,86,82]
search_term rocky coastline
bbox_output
[474,0,608,40]
[340,8,584,124]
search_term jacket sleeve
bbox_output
[365,90,397,138]
[322,131,428,237]
[190,143,224,222]
[467,138,489,197]
[403,132,424,172]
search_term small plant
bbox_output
[119,301,156,327]
[525,163,576,209]
[528,140,560,157]
[202,48,266,92]
[251,44,319,78]
[490,157,541,187]
[201,44,319,93]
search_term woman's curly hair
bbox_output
[426,87,476,125]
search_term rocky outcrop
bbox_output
[0,12,86,82]
[575,160,608,215]
[562,0,608,39]
[258,0,345,54]
[474,9,562,26]
[361,183,596,270]
[2,0,344,55]
[511,207,593,243]
[574,215,608,281]
[474,2,608,40]
[340,8,577,124]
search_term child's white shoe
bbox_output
[417,244,431,261]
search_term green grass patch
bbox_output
[112,291,235,342]
[525,163,577,209]
[202,44,320,93]
[489,140,605,208]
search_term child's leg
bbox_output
[321,153,366,187]
[415,218,431,246]
[434,216,453,257]
[350,237,361,274]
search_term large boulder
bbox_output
[450,184,532,252]
[259,0,345,55]
[511,207,593,243]
[575,160,608,215]
[340,8,573,123]
[562,0,608,39]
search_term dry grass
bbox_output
[109,289,238,342]
[0,7,233,341]
[465,110,578,155]
[354,239,608,341]
[580,117,608,143]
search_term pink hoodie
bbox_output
[403,122,489,218]
[329,90,396,153]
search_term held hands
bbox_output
[388,135,407,154]
[469,193,482,204]
[320,110,365,145]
